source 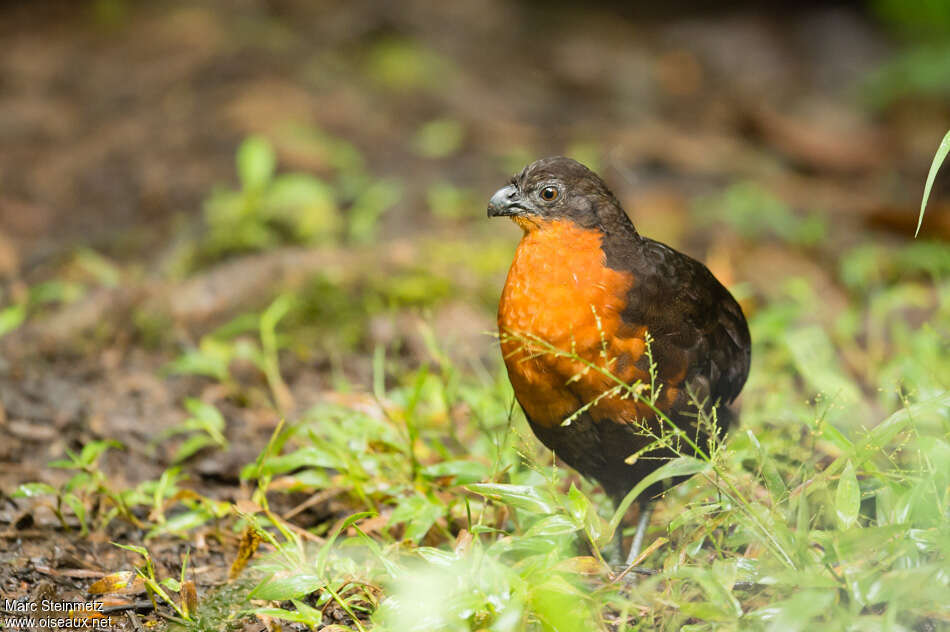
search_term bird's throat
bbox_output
[497,220,640,426]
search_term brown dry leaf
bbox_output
[348,513,388,536]
[34,566,105,579]
[88,571,146,595]
[233,499,264,515]
[453,529,473,556]
[554,556,603,575]
[180,580,198,618]
[614,536,669,583]
[229,526,262,580]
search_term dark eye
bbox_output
[540,186,559,202]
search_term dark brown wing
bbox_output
[610,237,751,416]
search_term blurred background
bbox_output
[0,1,948,626]
[2,0,949,505]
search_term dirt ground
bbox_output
[0,0,947,628]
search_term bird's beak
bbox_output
[487,184,525,217]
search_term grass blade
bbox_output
[918,129,950,237]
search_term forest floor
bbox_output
[0,1,947,630]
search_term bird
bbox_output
[488,156,751,566]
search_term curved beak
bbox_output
[487,184,525,217]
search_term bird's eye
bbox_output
[540,186,559,202]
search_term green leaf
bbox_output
[0,303,26,338]
[161,577,181,592]
[835,460,860,529]
[146,509,214,538]
[389,493,445,543]
[249,574,325,601]
[237,136,276,190]
[79,440,122,467]
[564,483,608,543]
[525,514,580,537]
[183,398,226,433]
[875,391,950,441]
[29,280,85,306]
[420,459,490,484]
[755,589,835,632]
[466,483,558,514]
[918,128,950,237]
[172,434,219,464]
[250,446,342,476]
[266,174,340,242]
[253,604,322,626]
[12,482,57,498]
[163,342,232,381]
[112,542,150,558]
[61,493,87,534]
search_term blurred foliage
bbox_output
[863,43,950,108]
[364,37,456,92]
[865,1,950,107]
[180,133,401,272]
[871,0,950,41]
[412,119,465,159]
[199,136,341,262]
[426,182,480,220]
[694,182,827,246]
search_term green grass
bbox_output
[9,135,950,631]
[28,241,944,630]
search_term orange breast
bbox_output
[498,220,657,427]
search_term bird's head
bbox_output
[487,156,634,234]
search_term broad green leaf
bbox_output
[237,136,276,190]
[918,129,950,237]
[12,482,57,497]
[183,398,226,433]
[163,338,232,381]
[388,493,445,543]
[62,493,87,535]
[172,435,219,464]
[250,446,342,476]
[815,524,906,561]
[146,509,213,538]
[753,589,835,632]
[466,483,558,514]
[526,514,581,537]
[249,574,324,601]
[530,575,596,632]
[112,542,149,557]
[0,303,26,337]
[161,577,181,592]
[564,484,608,543]
[835,460,860,529]
[79,440,122,467]
[420,459,490,484]
[253,604,322,626]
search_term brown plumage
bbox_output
[489,157,751,562]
